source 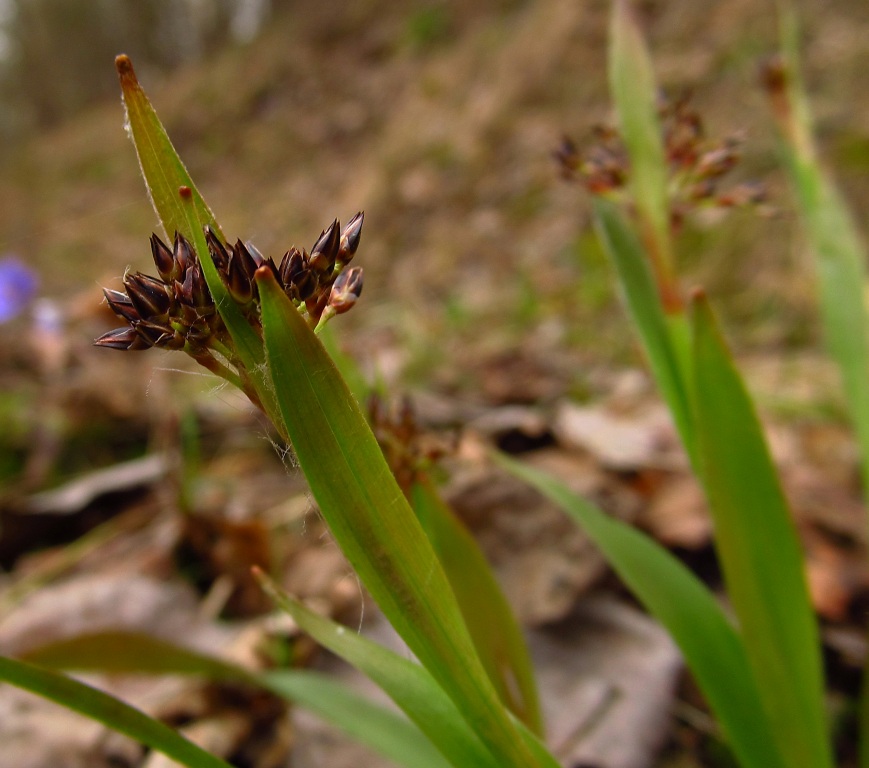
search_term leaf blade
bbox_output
[495,451,788,768]
[0,655,233,768]
[411,478,543,736]
[116,55,273,413]
[593,198,696,465]
[22,631,451,768]
[255,267,546,768]
[690,293,833,768]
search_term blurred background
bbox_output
[1,1,869,765]
[2,0,868,488]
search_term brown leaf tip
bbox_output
[179,185,192,199]
[115,54,140,87]
[689,285,706,303]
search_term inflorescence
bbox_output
[95,213,364,357]
[555,95,766,231]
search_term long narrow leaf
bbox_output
[411,477,543,736]
[266,670,452,768]
[254,267,544,768]
[0,655,233,768]
[608,0,677,309]
[257,578,503,768]
[593,198,696,466]
[23,632,450,768]
[116,56,275,420]
[690,293,832,768]
[495,452,787,768]
[772,9,869,501]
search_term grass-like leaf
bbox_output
[257,576,503,768]
[411,477,543,736]
[495,452,787,768]
[116,56,275,419]
[690,292,833,768]
[0,654,233,768]
[771,9,869,500]
[593,198,696,466]
[254,267,546,768]
[266,670,453,768]
[608,0,678,311]
[23,632,450,768]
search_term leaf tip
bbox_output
[115,54,137,84]
[689,285,707,304]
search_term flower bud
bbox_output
[309,219,340,276]
[328,266,363,314]
[150,233,177,282]
[205,226,231,272]
[124,271,172,321]
[337,212,364,265]
[103,288,140,323]
[93,326,149,350]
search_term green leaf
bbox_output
[608,0,676,304]
[495,451,787,768]
[266,670,453,768]
[115,56,275,420]
[115,55,222,245]
[254,267,545,768]
[690,293,833,768]
[772,8,869,501]
[23,632,450,768]
[258,579,503,768]
[0,655,232,768]
[22,630,249,682]
[593,198,696,466]
[411,478,543,736]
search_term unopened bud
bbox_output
[309,219,340,275]
[124,272,172,320]
[337,212,364,265]
[328,266,363,314]
[93,326,149,350]
[150,233,177,281]
[205,226,231,272]
[173,233,194,276]
[103,288,140,323]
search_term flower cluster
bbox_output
[555,95,766,229]
[95,213,364,356]
[369,394,453,495]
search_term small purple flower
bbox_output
[0,256,38,323]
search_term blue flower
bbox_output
[0,256,39,323]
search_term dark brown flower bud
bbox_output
[328,266,363,314]
[227,247,255,304]
[103,288,140,323]
[135,319,183,349]
[189,262,212,308]
[337,212,364,265]
[150,233,177,281]
[124,271,172,321]
[280,247,317,301]
[309,219,341,276]
[232,240,260,281]
[94,326,149,350]
[205,226,231,272]
[173,233,194,276]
